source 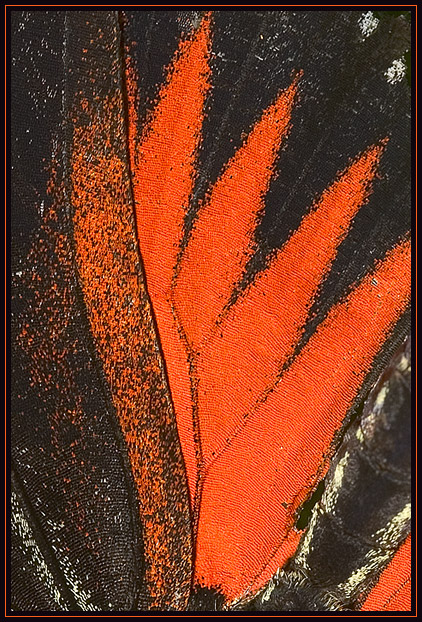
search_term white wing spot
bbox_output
[375,385,388,409]
[356,426,364,443]
[324,450,350,510]
[398,352,410,373]
[359,12,379,39]
[385,58,407,84]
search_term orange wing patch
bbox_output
[126,13,410,603]
[174,74,301,351]
[196,143,387,468]
[195,238,410,597]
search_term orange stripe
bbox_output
[194,238,411,599]
[72,91,192,609]
[131,14,211,299]
[128,15,212,503]
[173,74,300,351]
[197,144,385,466]
[361,535,412,611]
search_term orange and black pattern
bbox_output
[241,336,411,611]
[10,10,412,613]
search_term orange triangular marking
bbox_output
[197,143,386,466]
[173,73,301,350]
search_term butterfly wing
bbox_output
[10,9,412,612]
